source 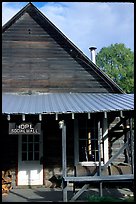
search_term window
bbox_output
[22,135,40,161]
[78,118,103,162]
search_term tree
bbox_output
[96,43,134,93]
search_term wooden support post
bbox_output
[74,119,79,166]
[22,114,25,121]
[55,113,58,120]
[98,119,103,197]
[88,112,91,119]
[60,120,67,202]
[99,182,103,197]
[98,120,101,176]
[124,118,131,163]
[39,114,42,121]
[72,113,74,119]
[129,118,134,174]
[62,178,68,202]
[62,121,67,177]
[102,142,128,169]
[102,114,109,164]
[73,119,79,194]
[120,110,124,118]
[7,114,10,121]
[70,184,89,201]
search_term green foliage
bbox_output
[96,43,134,93]
[87,195,134,202]
[87,195,120,202]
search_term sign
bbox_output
[9,123,41,135]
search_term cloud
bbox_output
[39,2,134,56]
[2,2,26,25]
[2,2,134,57]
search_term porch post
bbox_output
[102,112,109,164]
[124,118,131,163]
[74,119,79,166]
[59,120,67,202]
[98,119,102,197]
[130,118,134,174]
[62,121,67,177]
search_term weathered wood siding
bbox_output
[108,116,127,163]
[2,11,114,93]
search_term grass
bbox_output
[87,195,134,202]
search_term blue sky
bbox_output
[2,2,134,58]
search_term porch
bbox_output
[2,93,134,201]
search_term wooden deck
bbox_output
[62,174,134,201]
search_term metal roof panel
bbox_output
[2,93,134,114]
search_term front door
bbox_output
[18,134,43,185]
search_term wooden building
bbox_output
[2,3,134,201]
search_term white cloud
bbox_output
[39,2,134,56]
[2,2,134,58]
[2,2,26,25]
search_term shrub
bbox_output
[87,195,134,202]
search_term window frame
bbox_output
[75,115,109,167]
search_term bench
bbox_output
[62,174,134,202]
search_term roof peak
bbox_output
[25,2,35,7]
[27,2,33,5]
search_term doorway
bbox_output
[18,134,43,185]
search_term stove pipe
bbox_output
[89,46,97,64]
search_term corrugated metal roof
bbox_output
[2,93,134,114]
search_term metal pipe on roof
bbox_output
[89,46,97,64]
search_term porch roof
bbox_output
[2,93,134,115]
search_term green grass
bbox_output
[87,195,134,202]
[122,196,134,202]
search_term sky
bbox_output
[2,2,134,58]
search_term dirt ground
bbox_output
[2,185,134,202]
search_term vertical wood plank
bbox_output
[98,119,103,197]
[98,119,101,175]
[130,118,134,174]
[124,119,131,163]
[62,121,67,177]
[61,121,68,202]
[62,178,68,202]
[74,119,79,166]
[102,115,109,164]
